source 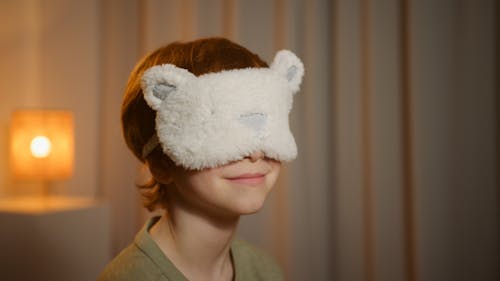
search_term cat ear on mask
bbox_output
[141,64,196,111]
[270,50,304,94]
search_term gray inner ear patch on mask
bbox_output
[239,112,268,132]
[153,83,175,101]
[286,65,298,81]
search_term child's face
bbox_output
[169,153,281,219]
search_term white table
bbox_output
[0,196,110,281]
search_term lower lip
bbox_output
[227,175,265,185]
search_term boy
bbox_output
[99,37,303,281]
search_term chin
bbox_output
[231,196,268,215]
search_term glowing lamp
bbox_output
[9,110,74,181]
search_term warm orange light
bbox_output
[30,135,52,158]
[9,110,74,180]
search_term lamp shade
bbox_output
[9,110,74,180]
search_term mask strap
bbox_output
[141,134,159,159]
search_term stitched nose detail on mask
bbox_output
[239,112,267,133]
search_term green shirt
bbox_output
[98,217,283,281]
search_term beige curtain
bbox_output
[99,0,498,281]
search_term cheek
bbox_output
[177,172,201,189]
[273,161,282,173]
[267,161,281,187]
[170,171,215,209]
[176,168,221,195]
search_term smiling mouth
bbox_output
[226,173,266,185]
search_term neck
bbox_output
[150,207,239,281]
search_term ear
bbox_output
[270,50,304,94]
[141,64,196,111]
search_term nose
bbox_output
[248,151,265,162]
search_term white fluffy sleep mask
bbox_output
[141,49,304,170]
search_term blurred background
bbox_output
[0,0,498,281]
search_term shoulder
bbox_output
[232,239,284,281]
[97,243,165,281]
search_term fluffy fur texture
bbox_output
[141,50,304,170]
